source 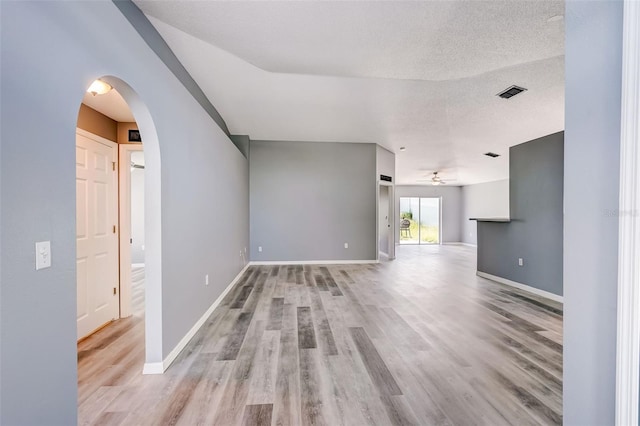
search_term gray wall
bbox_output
[0,2,249,424]
[476,132,564,296]
[394,185,462,243]
[461,179,509,245]
[564,1,622,424]
[230,134,250,159]
[250,140,377,261]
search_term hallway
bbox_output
[78,246,562,425]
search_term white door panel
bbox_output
[76,130,119,340]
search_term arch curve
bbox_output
[87,75,163,372]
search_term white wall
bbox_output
[0,2,249,424]
[461,179,509,245]
[131,151,145,264]
[394,185,462,243]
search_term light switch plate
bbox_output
[36,241,51,270]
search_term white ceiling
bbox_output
[82,88,135,122]
[135,0,565,185]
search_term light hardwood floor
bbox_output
[78,246,562,425]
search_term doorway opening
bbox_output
[75,76,164,408]
[399,197,441,245]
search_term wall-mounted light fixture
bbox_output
[87,79,112,96]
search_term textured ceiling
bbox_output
[134,0,565,185]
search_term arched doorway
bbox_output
[75,76,163,374]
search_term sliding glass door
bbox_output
[399,197,441,245]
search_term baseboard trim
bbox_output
[443,242,477,247]
[142,262,251,375]
[476,271,563,303]
[250,259,378,266]
[142,362,164,375]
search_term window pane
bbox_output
[419,198,440,244]
[399,197,419,244]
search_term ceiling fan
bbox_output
[417,171,456,186]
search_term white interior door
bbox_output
[76,130,119,340]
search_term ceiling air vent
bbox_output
[497,85,527,99]
[484,152,500,158]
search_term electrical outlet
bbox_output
[258,246,263,252]
[344,242,349,249]
[205,274,209,285]
[518,258,524,266]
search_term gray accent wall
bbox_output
[112,0,230,137]
[461,180,509,245]
[250,140,377,261]
[230,134,250,159]
[1,2,249,424]
[394,186,462,243]
[564,1,622,424]
[476,132,564,296]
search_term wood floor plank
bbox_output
[319,266,343,296]
[297,306,317,350]
[242,403,273,426]
[349,327,402,396]
[218,311,254,361]
[273,303,302,426]
[247,330,280,405]
[267,297,285,331]
[299,348,327,426]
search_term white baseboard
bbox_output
[443,242,477,247]
[249,260,378,266]
[142,262,251,375]
[142,362,164,375]
[477,271,563,303]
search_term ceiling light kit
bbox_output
[399,147,406,152]
[431,171,443,186]
[87,79,112,96]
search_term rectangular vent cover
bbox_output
[484,152,500,158]
[497,85,527,99]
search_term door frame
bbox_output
[118,143,143,318]
[376,180,396,262]
[376,181,395,261]
[616,1,640,424]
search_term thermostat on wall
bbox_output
[128,129,142,142]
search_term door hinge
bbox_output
[113,225,117,234]
[113,287,117,295]
[112,161,116,171]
